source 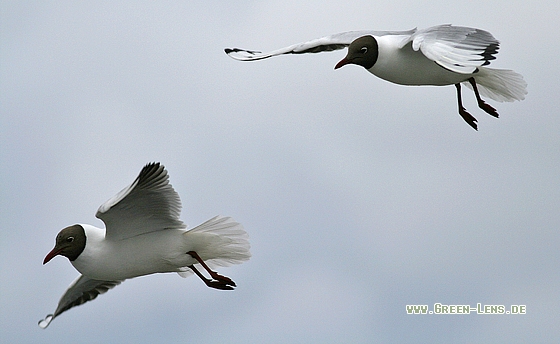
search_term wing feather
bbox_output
[39,276,122,328]
[96,162,185,240]
[405,24,500,74]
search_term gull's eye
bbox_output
[360,47,368,54]
[66,236,74,243]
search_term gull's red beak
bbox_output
[43,247,62,265]
[334,57,351,69]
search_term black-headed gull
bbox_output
[225,24,527,130]
[39,162,250,328]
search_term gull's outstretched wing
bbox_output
[96,162,185,241]
[403,24,500,74]
[39,276,122,328]
[225,29,416,61]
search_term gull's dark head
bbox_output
[43,224,86,264]
[335,35,379,70]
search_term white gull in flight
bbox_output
[39,162,250,328]
[226,24,527,130]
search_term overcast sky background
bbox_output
[1,1,559,343]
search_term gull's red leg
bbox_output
[468,77,499,118]
[188,264,234,290]
[187,251,236,288]
[455,82,478,130]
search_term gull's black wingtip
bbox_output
[223,48,263,56]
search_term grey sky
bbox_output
[1,1,559,343]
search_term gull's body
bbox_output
[40,162,250,328]
[71,225,204,281]
[226,24,527,129]
[366,33,472,86]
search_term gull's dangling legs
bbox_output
[188,264,234,290]
[187,251,236,290]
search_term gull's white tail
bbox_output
[178,216,251,277]
[467,67,527,102]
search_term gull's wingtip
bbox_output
[224,48,264,61]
